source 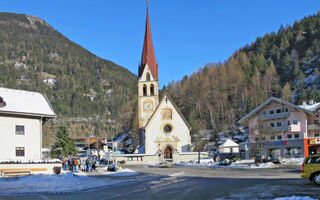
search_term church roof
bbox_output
[139,4,158,79]
[144,93,191,130]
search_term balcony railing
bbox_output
[258,125,290,133]
[258,112,290,121]
[308,124,320,131]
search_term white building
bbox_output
[114,3,204,164]
[0,87,55,161]
[219,139,239,153]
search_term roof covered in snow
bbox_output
[220,139,239,148]
[238,97,315,124]
[0,87,55,118]
[298,102,320,111]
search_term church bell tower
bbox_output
[138,2,159,128]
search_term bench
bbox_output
[1,169,32,178]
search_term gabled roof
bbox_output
[238,97,315,124]
[220,139,239,148]
[0,87,56,118]
[139,3,158,79]
[144,93,191,130]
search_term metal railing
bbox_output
[258,112,290,121]
[307,124,320,131]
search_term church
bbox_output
[115,2,203,164]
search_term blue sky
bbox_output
[1,0,320,87]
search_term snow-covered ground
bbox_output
[174,161,277,169]
[281,158,304,165]
[274,197,317,200]
[0,168,140,195]
[97,167,139,176]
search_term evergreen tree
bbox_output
[281,82,292,102]
[51,126,77,158]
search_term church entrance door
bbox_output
[164,146,173,160]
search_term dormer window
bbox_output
[0,96,5,108]
[146,73,150,81]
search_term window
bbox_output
[270,123,275,127]
[143,84,147,96]
[315,133,320,137]
[294,134,300,139]
[285,108,289,112]
[263,111,266,115]
[277,135,282,140]
[150,84,154,96]
[163,124,172,133]
[306,156,320,164]
[314,120,319,124]
[270,110,274,114]
[287,134,292,139]
[277,122,282,127]
[146,72,150,81]
[15,125,25,135]
[293,120,298,125]
[288,121,290,125]
[276,109,281,113]
[15,147,25,157]
[271,135,275,140]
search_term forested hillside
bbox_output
[167,12,320,139]
[0,13,137,146]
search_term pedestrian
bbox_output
[72,157,78,172]
[62,156,68,171]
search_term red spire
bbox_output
[139,3,158,79]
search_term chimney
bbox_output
[303,101,307,108]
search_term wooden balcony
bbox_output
[258,112,290,121]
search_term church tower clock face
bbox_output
[143,101,154,112]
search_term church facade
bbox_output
[115,3,204,164]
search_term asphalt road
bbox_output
[1,165,320,200]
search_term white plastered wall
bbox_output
[145,96,191,155]
[0,115,41,161]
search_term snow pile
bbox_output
[234,159,255,164]
[97,168,139,176]
[274,196,317,200]
[0,159,61,164]
[281,158,304,165]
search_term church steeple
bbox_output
[139,2,158,79]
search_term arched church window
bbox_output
[146,72,150,81]
[143,84,147,96]
[150,84,154,96]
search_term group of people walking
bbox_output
[60,155,97,172]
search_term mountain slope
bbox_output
[0,12,137,144]
[167,11,320,139]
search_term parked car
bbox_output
[219,158,232,166]
[196,157,214,164]
[300,154,320,185]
